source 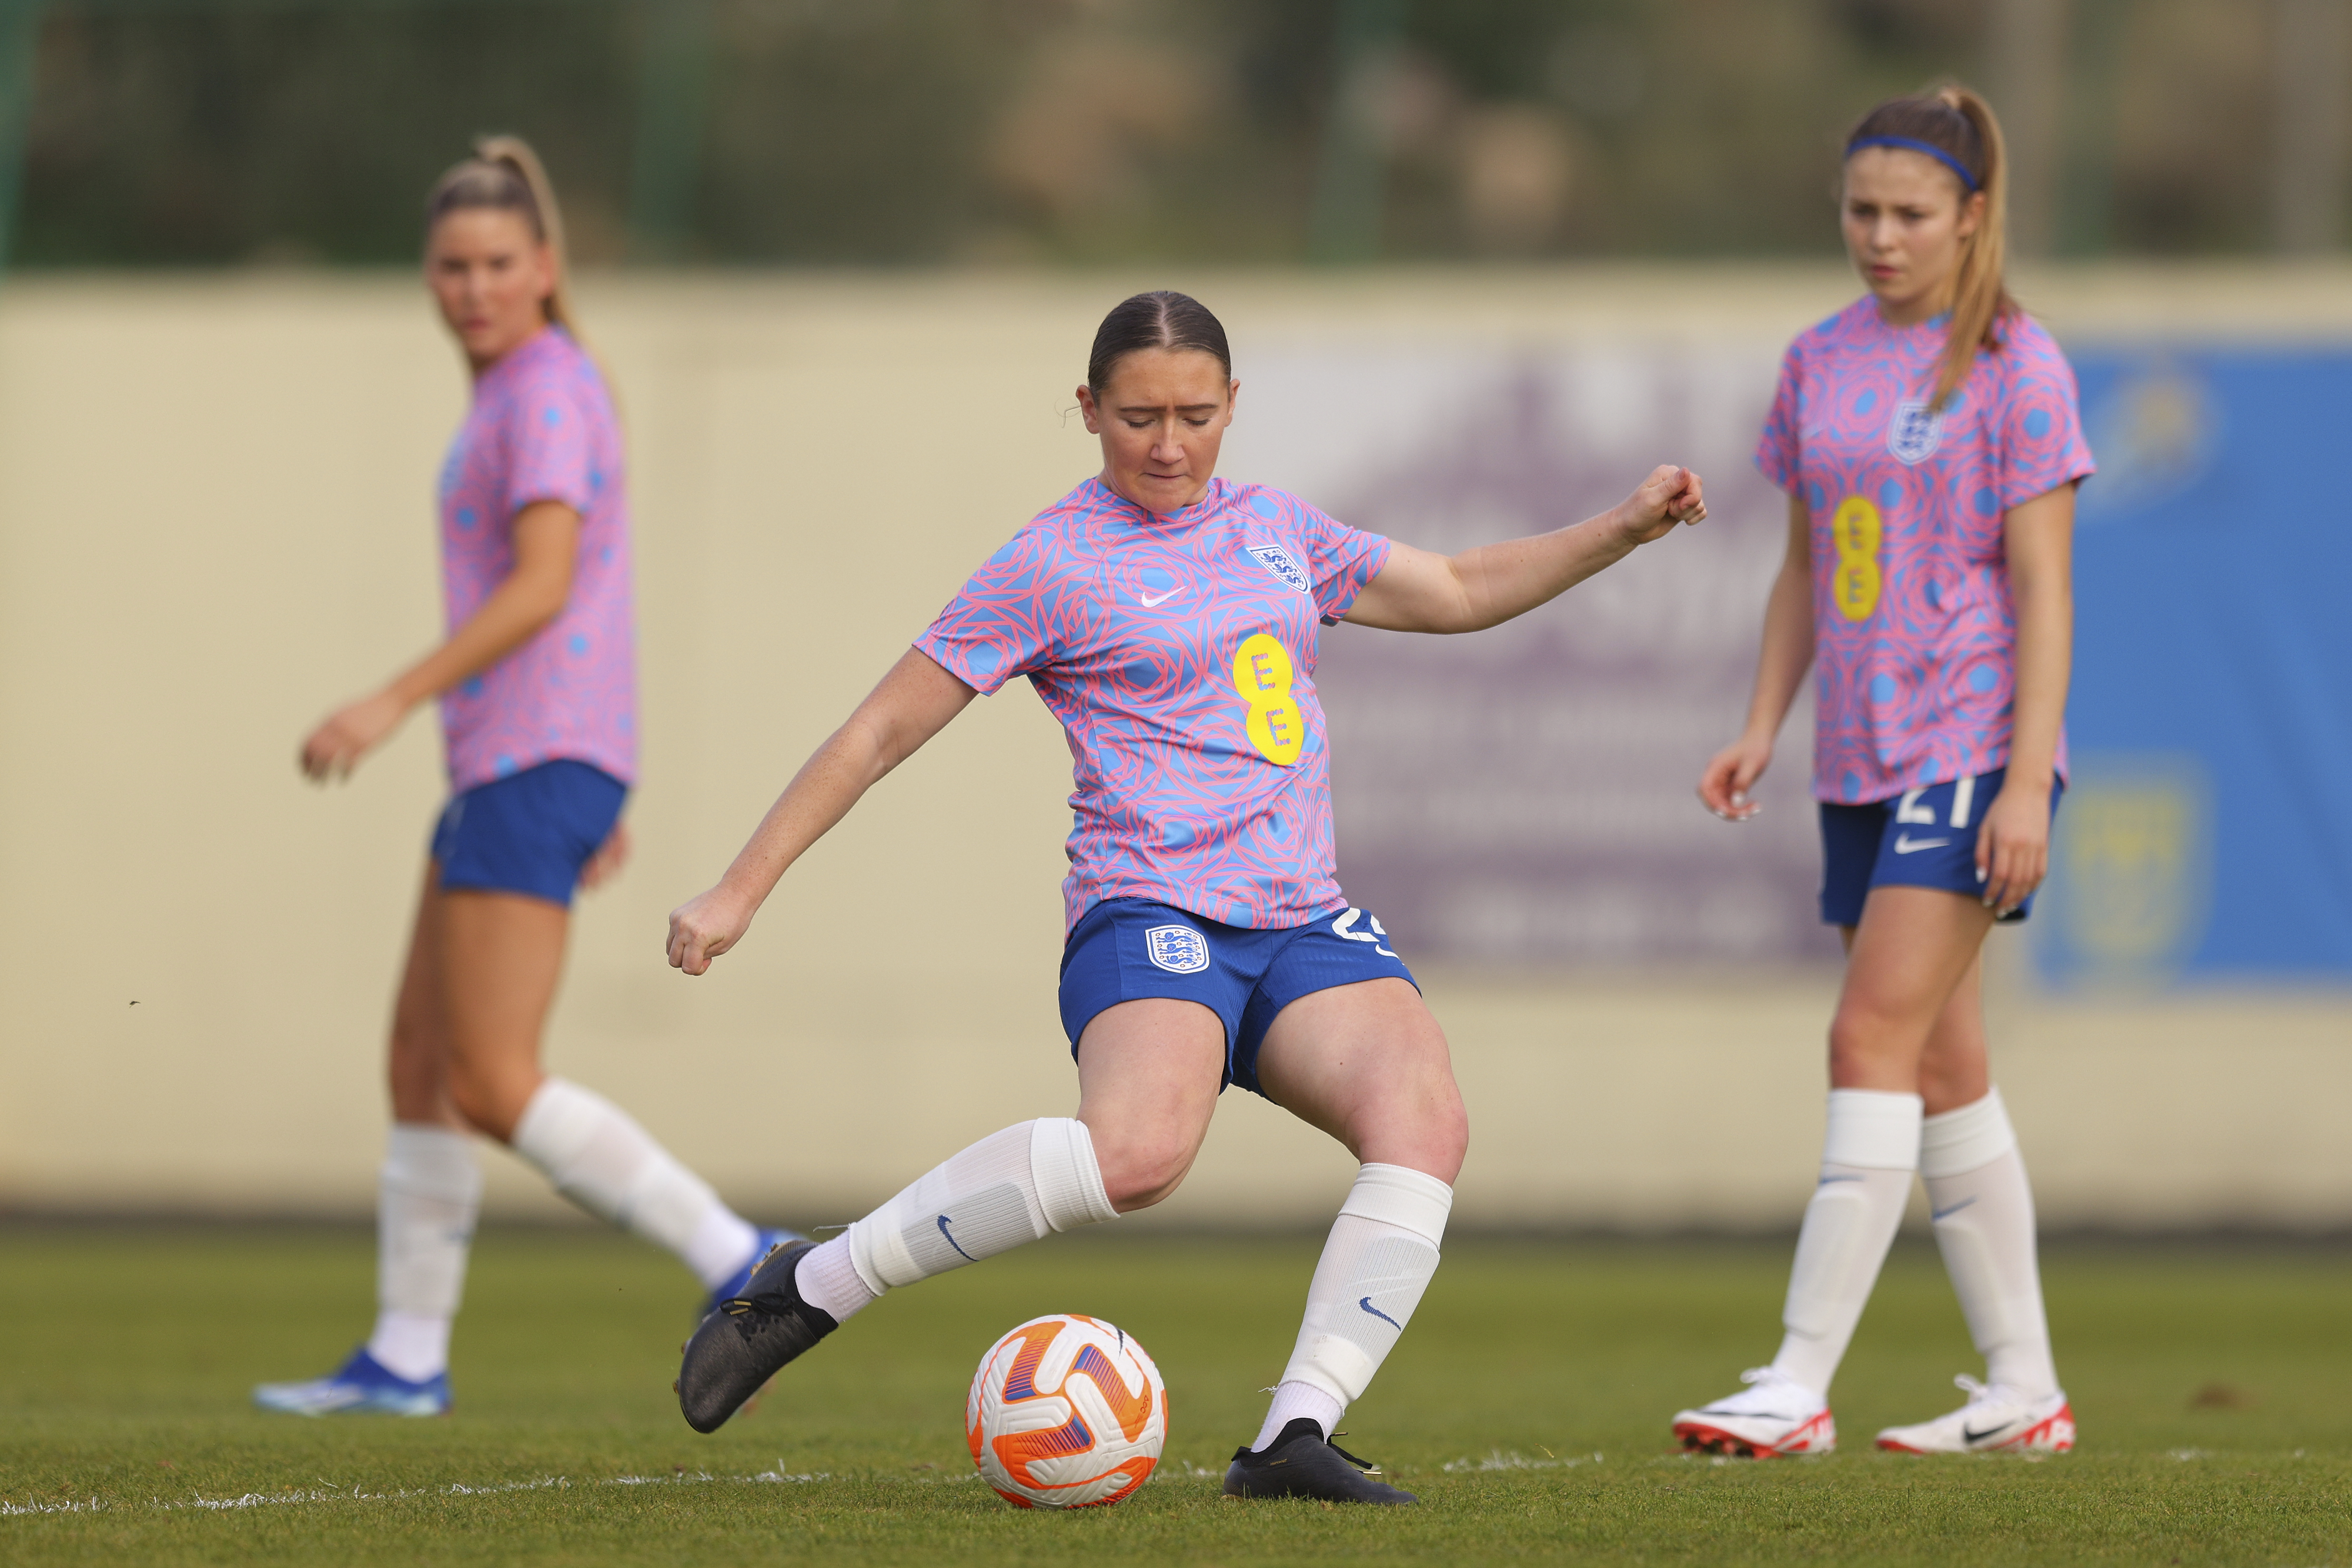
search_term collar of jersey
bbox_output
[476,323,570,390]
[1089,474,1231,531]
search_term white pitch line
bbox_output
[3,1467,836,1520]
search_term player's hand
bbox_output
[1976,778,2052,917]
[1698,734,1772,821]
[579,820,631,892]
[299,689,408,782]
[1612,464,1708,547]
[668,884,755,976]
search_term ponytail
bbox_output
[1846,84,2015,411]
[424,134,582,340]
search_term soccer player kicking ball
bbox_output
[666,290,1706,1503]
[1671,86,2092,1460]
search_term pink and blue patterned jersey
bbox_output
[437,325,637,792]
[1758,298,2095,804]
[917,476,1391,933]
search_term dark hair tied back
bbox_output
[1087,291,1231,394]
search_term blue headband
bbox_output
[1847,134,1979,192]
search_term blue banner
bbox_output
[2035,349,2352,986]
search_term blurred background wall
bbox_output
[0,1,2346,1231]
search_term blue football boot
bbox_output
[252,1348,450,1416]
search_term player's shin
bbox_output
[1768,1089,1922,1398]
[510,1078,760,1289]
[1923,1088,2059,1400]
[368,1124,482,1382]
[1252,1163,1452,1449]
[797,1118,1118,1323]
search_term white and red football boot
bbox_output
[1671,1368,1836,1457]
[1875,1375,2075,1455]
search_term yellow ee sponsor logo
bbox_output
[1830,496,1882,622]
[1231,632,1304,766]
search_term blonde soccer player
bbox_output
[1670,86,2093,1459]
[255,139,788,1417]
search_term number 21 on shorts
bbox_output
[1830,496,1882,622]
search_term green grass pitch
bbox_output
[2,1226,2347,1565]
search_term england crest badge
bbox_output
[1144,924,1211,974]
[1246,543,1310,594]
[1886,398,1945,466]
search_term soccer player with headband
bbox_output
[254,139,790,1419]
[1671,85,2093,1460]
[663,290,1707,1504]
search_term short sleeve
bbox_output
[1754,342,1805,493]
[1291,496,1391,624]
[502,376,597,522]
[1993,320,2097,508]
[913,527,1071,696]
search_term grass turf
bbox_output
[1,1226,2346,1565]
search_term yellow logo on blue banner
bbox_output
[1231,633,1304,766]
[2049,761,2209,982]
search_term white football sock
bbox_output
[826,1119,1116,1310]
[510,1078,760,1290]
[1254,1382,1344,1449]
[367,1123,480,1382]
[1253,1163,1452,1449]
[1923,1088,2059,1400]
[1768,1089,1922,1398]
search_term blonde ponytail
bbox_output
[425,133,583,341]
[1846,83,2017,411]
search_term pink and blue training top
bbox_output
[437,325,637,793]
[1758,297,2095,805]
[916,476,1392,934]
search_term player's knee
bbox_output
[1094,1135,1196,1213]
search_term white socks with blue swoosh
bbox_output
[796,1119,1118,1324]
[1768,1089,1923,1398]
[1922,1088,2059,1400]
[1251,1163,1452,1450]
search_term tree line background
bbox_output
[9,0,2327,268]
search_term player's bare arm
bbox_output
[1344,464,1706,634]
[667,648,975,975]
[1977,480,2075,914]
[299,499,581,781]
[1699,494,1818,820]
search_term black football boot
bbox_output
[676,1238,837,1433]
[1222,1417,1418,1504]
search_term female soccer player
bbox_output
[664,290,1706,1503]
[254,139,787,1417]
[1668,86,2092,1459]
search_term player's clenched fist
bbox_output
[668,887,753,975]
[1613,463,1708,547]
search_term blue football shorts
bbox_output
[429,758,627,909]
[1057,898,1419,1098]
[1819,765,2063,928]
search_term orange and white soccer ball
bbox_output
[965,1314,1167,1509]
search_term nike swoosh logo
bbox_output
[1358,1296,1403,1330]
[1963,1420,2015,1443]
[1138,587,1184,607]
[1894,834,1950,853]
[1818,1174,1865,1186]
[937,1215,976,1262]
[1932,1197,1978,1221]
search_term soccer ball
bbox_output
[965,1314,1167,1509]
